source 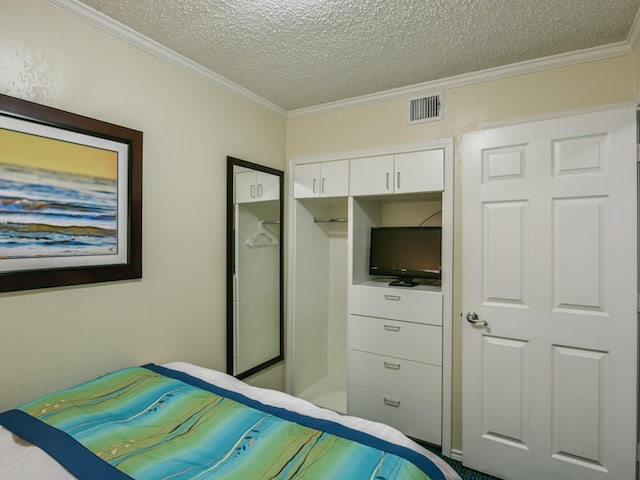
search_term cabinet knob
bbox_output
[384,361,401,370]
[383,397,401,408]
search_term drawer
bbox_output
[348,314,442,365]
[348,350,441,405]
[347,383,441,445]
[350,285,442,325]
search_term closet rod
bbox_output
[314,217,348,223]
[261,219,280,225]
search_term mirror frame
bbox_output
[226,156,284,379]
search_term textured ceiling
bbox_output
[75,0,640,111]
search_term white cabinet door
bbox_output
[350,150,444,196]
[349,155,394,195]
[256,171,280,201]
[293,163,320,198]
[462,107,637,480]
[235,170,258,203]
[236,171,280,203]
[395,149,444,193]
[294,161,348,198]
[319,160,349,197]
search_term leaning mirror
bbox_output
[227,156,284,379]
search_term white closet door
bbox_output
[462,107,637,480]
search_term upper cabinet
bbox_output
[350,149,444,196]
[293,160,349,198]
[235,169,280,203]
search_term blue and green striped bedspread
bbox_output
[0,364,445,480]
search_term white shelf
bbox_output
[353,279,442,292]
[298,374,347,414]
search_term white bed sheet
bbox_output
[0,362,461,480]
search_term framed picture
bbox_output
[0,94,142,293]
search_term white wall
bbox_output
[0,0,286,411]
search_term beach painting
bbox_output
[0,93,142,293]
[0,119,130,274]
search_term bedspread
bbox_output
[0,364,446,480]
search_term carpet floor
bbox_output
[428,448,501,480]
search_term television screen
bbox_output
[368,226,441,287]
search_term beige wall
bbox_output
[0,0,286,410]
[636,47,640,100]
[287,54,637,451]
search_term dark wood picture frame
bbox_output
[0,94,142,293]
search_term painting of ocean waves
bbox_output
[0,162,118,259]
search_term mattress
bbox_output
[0,362,460,480]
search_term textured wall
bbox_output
[0,0,286,411]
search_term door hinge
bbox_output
[636,443,640,462]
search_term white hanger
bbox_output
[246,220,278,247]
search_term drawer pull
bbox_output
[384,361,401,370]
[383,398,401,408]
[384,294,401,301]
[384,324,401,332]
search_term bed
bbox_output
[0,362,461,480]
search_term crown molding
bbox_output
[44,0,639,119]
[628,5,640,52]
[43,0,287,117]
[288,40,634,118]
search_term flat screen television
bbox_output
[368,226,442,287]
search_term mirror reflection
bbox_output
[227,157,283,379]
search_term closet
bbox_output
[287,140,453,451]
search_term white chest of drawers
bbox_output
[347,284,442,445]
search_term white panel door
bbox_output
[462,107,637,480]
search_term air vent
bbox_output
[408,94,442,124]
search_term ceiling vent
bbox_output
[408,94,442,124]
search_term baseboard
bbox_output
[450,448,463,462]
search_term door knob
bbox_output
[466,311,488,327]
